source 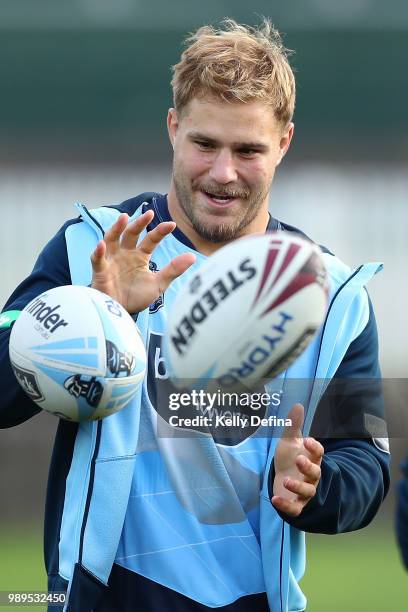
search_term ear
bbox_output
[276,122,294,166]
[167,108,179,148]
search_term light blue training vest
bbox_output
[60,202,381,611]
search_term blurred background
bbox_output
[0,1,407,610]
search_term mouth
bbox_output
[201,190,238,208]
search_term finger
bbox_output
[282,477,316,500]
[90,240,107,274]
[282,403,304,439]
[271,496,303,517]
[137,221,177,256]
[104,214,129,248]
[120,210,155,250]
[296,455,321,483]
[156,253,196,291]
[303,437,324,464]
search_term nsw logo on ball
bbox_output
[64,375,103,407]
[106,340,136,377]
[11,364,44,402]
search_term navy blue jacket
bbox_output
[0,194,390,611]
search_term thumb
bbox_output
[282,403,304,439]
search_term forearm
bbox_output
[269,438,390,534]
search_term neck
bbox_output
[167,183,270,256]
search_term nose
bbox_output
[208,149,238,184]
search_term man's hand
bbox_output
[272,403,323,517]
[90,210,196,314]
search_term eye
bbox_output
[195,140,214,151]
[238,148,258,158]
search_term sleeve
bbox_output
[396,454,408,570]
[268,294,391,533]
[0,220,78,428]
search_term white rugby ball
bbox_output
[9,286,146,421]
[165,231,329,389]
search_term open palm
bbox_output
[90,210,196,314]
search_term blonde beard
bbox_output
[172,167,268,243]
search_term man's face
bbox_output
[168,97,293,243]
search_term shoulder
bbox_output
[64,192,160,248]
[82,192,162,231]
[64,193,163,285]
[273,218,355,292]
[106,193,160,215]
[274,219,334,256]
[274,219,380,356]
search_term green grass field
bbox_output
[302,525,408,610]
[0,526,46,611]
[0,523,407,611]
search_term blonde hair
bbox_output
[171,19,296,126]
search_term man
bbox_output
[0,20,390,612]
